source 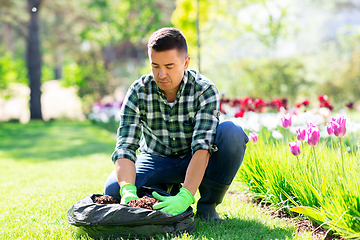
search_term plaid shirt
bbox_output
[111,69,220,163]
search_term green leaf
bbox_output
[290,206,324,223]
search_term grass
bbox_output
[0,120,314,240]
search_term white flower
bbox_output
[272,130,283,139]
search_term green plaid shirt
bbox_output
[111,69,220,163]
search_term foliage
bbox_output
[0,51,28,91]
[61,52,109,99]
[1,0,359,113]
[0,48,54,98]
[210,57,313,104]
[70,0,174,102]
[82,0,170,45]
[171,0,314,103]
[0,0,174,107]
[237,127,360,239]
[314,40,360,107]
[171,0,266,54]
[171,0,211,56]
[172,0,360,108]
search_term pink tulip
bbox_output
[281,114,292,129]
[331,116,346,137]
[249,132,259,143]
[279,107,287,114]
[307,126,320,146]
[296,128,306,141]
[326,123,333,135]
[289,141,301,156]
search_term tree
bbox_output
[1,0,175,115]
[27,0,43,120]
[68,0,175,100]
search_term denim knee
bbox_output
[103,169,121,199]
[215,121,249,156]
[204,121,248,185]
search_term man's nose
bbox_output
[159,68,167,79]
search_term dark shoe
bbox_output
[195,203,224,221]
[195,178,229,221]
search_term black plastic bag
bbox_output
[67,187,195,239]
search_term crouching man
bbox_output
[103,27,248,221]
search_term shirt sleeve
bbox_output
[191,84,220,155]
[111,85,141,163]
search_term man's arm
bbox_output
[115,158,138,204]
[111,84,141,164]
[182,149,210,195]
[115,158,136,187]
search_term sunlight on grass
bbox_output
[0,121,316,239]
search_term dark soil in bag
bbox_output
[67,187,195,239]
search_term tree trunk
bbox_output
[55,49,63,79]
[27,0,43,120]
[3,23,14,54]
[54,14,63,80]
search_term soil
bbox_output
[232,192,346,240]
[94,195,119,204]
[128,196,160,210]
[93,195,160,210]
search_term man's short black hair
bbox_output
[148,27,188,58]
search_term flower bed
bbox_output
[86,95,360,238]
[237,112,359,239]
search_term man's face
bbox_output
[149,48,190,98]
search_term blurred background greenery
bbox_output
[0,0,359,119]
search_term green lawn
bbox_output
[0,120,313,240]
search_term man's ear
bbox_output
[184,56,190,70]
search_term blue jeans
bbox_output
[103,121,248,198]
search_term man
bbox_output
[103,27,248,221]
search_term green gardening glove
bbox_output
[120,184,139,204]
[152,188,195,215]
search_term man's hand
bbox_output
[152,188,195,215]
[120,184,139,204]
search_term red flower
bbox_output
[318,94,328,102]
[320,100,333,111]
[235,109,245,118]
[281,98,288,109]
[220,97,230,104]
[295,103,302,108]
[241,97,253,107]
[346,102,354,110]
[254,98,266,112]
[254,99,265,108]
[269,97,283,111]
[302,99,310,106]
[247,107,255,112]
[231,98,242,107]
[220,103,226,114]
